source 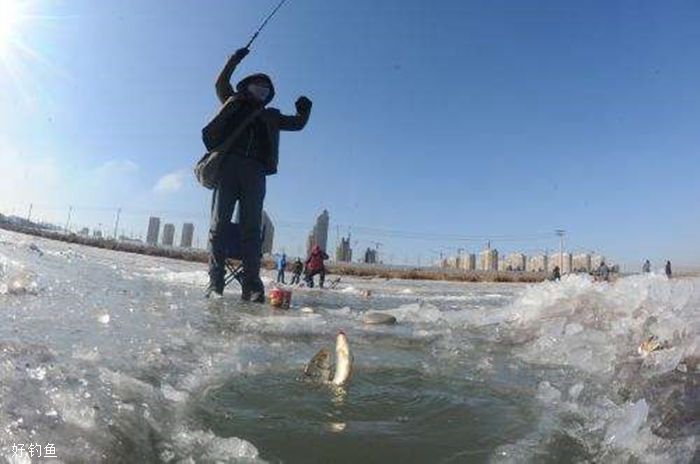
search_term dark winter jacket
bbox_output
[292,260,303,275]
[209,54,311,175]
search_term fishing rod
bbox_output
[244,0,289,50]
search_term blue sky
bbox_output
[0,0,699,268]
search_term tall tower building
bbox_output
[146,217,160,245]
[364,247,377,264]
[162,223,175,246]
[480,247,499,271]
[306,233,315,257]
[306,209,329,255]
[463,253,477,271]
[180,223,194,248]
[336,235,353,262]
[261,211,274,255]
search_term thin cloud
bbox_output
[153,170,186,194]
[93,159,139,177]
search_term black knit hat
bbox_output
[236,73,275,105]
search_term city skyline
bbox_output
[0,204,654,270]
[0,208,661,273]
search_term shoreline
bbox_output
[1,222,548,283]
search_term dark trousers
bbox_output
[305,268,325,288]
[208,156,266,293]
[277,269,285,283]
[290,272,301,285]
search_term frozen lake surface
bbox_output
[0,230,697,463]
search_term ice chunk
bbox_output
[50,391,96,429]
[162,384,189,403]
[536,381,562,403]
[27,366,46,381]
[170,427,260,461]
[642,347,685,377]
[568,382,584,400]
[604,399,649,449]
[564,323,584,336]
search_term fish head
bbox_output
[303,347,332,383]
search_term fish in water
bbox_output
[302,331,353,387]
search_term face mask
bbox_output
[247,83,270,102]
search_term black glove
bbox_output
[295,96,312,114]
[233,47,249,61]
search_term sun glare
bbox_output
[0,0,25,55]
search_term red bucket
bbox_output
[269,287,292,309]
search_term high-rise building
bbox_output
[146,217,160,245]
[306,233,314,257]
[336,235,352,262]
[306,209,329,255]
[79,227,89,236]
[444,253,476,271]
[573,253,592,272]
[503,253,527,271]
[527,254,549,272]
[93,230,102,238]
[162,223,175,246]
[261,211,274,255]
[549,253,573,274]
[364,247,377,264]
[180,223,194,248]
[480,248,499,271]
[463,253,477,271]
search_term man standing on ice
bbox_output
[206,47,312,301]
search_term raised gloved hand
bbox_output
[232,47,250,61]
[295,96,312,114]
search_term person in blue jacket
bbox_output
[277,253,287,284]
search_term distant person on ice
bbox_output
[598,260,610,282]
[276,253,287,284]
[206,47,312,300]
[642,259,651,273]
[665,260,672,278]
[305,245,329,288]
[290,257,304,285]
[551,265,561,281]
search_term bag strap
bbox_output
[215,106,264,155]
